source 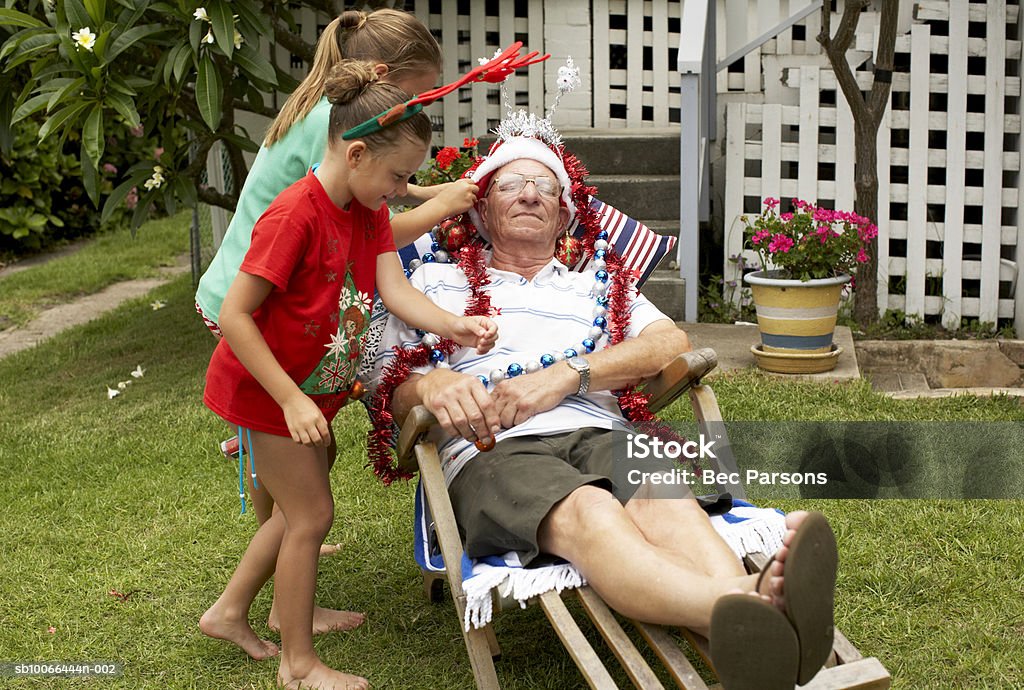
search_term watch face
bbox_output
[568,356,589,370]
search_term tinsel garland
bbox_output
[367,245,491,484]
[366,151,694,483]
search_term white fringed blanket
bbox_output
[413,483,787,631]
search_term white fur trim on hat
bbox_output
[467,136,576,241]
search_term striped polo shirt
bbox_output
[374,257,670,483]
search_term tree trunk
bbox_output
[853,123,879,325]
[819,0,899,328]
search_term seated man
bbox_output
[375,130,837,690]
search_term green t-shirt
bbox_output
[195,98,331,325]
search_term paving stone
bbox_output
[998,340,1024,367]
[856,340,1022,388]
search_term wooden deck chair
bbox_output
[395,349,891,690]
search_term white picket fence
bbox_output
[724,0,1023,331]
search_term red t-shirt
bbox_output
[204,170,395,436]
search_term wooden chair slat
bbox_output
[799,657,891,690]
[634,622,710,690]
[539,591,619,690]
[415,442,500,689]
[576,587,666,689]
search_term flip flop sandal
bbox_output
[758,511,838,685]
[710,593,799,690]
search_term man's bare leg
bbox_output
[537,485,761,632]
[624,494,747,578]
[538,487,815,633]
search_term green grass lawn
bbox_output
[0,212,191,330]
[0,265,1022,688]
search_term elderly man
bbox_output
[377,142,837,690]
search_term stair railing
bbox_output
[677,0,715,321]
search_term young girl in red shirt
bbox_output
[200,60,496,690]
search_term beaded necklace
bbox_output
[411,235,615,388]
[367,241,665,485]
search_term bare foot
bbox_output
[278,657,369,689]
[758,510,810,611]
[319,543,343,558]
[268,605,366,635]
[199,604,279,660]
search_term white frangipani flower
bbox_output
[194,7,209,21]
[72,27,96,52]
[233,29,243,50]
[131,365,145,379]
[143,167,165,191]
[202,29,215,44]
[107,386,121,399]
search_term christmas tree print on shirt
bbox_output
[299,270,372,395]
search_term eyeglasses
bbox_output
[489,173,561,198]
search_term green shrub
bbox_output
[0,115,153,254]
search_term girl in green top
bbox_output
[196,8,478,332]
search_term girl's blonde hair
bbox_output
[265,9,441,146]
[324,60,431,151]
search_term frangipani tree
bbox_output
[0,0,338,231]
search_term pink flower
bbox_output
[768,234,794,253]
[102,163,118,175]
[859,223,879,241]
[856,248,869,264]
[47,626,56,634]
[780,212,793,222]
[125,186,139,210]
[154,147,164,159]
[763,197,779,209]
[129,124,144,137]
[751,229,771,245]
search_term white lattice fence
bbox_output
[725,1,1023,329]
[413,0,546,147]
[592,0,683,127]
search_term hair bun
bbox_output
[339,10,368,31]
[324,59,381,105]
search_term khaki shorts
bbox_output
[448,427,680,565]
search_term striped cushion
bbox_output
[397,197,675,288]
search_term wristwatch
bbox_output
[565,356,591,396]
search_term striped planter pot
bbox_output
[743,271,850,354]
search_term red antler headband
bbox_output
[341,42,550,140]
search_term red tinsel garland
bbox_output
[366,150,692,483]
[366,237,683,483]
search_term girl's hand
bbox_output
[433,179,479,217]
[281,392,331,447]
[449,316,498,354]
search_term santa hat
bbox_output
[465,58,583,242]
[467,137,575,241]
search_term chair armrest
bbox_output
[642,348,718,413]
[397,405,438,472]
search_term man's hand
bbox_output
[416,369,501,442]
[492,363,577,429]
[448,315,498,354]
[281,392,331,447]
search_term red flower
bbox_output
[463,137,479,148]
[434,146,459,170]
